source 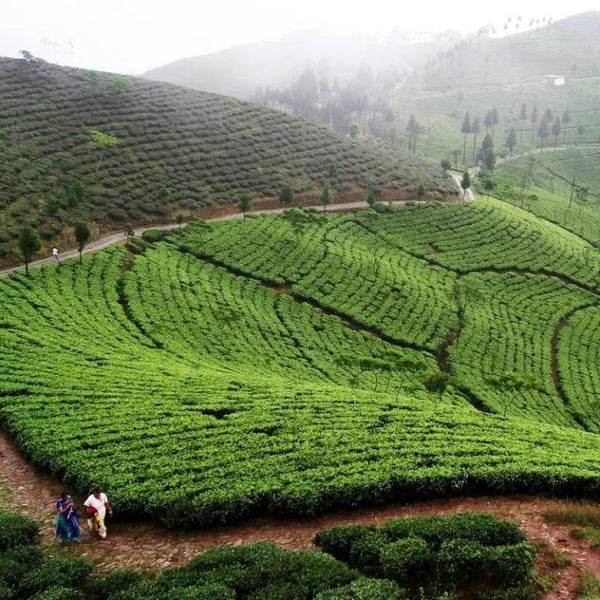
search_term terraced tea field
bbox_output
[0,57,450,263]
[1,201,600,528]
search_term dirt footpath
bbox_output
[0,431,598,597]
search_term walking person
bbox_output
[52,247,59,261]
[84,487,113,540]
[55,491,81,543]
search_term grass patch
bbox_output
[577,572,600,599]
[544,506,600,529]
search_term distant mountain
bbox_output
[143,29,460,99]
[423,11,600,90]
[0,57,451,263]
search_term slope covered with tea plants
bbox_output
[2,200,600,527]
[0,56,451,262]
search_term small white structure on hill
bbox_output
[544,74,565,86]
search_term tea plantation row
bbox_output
[1,205,600,525]
[0,56,450,260]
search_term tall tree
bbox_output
[407,115,420,153]
[484,110,492,134]
[348,122,360,138]
[279,185,294,206]
[538,116,550,152]
[237,192,252,219]
[551,120,561,148]
[530,107,538,144]
[364,186,379,208]
[74,222,91,264]
[519,103,527,144]
[460,112,471,164]
[506,129,517,158]
[561,109,570,143]
[460,171,471,201]
[544,108,554,123]
[440,159,452,177]
[483,178,496,198]
[320,184,334,211]
[490,108,499,139]
[66,180,85,214]
[481,134,495,170]
[18,225,41,276]
[471,117,480,160]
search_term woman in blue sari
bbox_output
[55,491,81,542]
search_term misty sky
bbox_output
[1,0,597,74]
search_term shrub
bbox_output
[29,586,80,600]
[485,542,536,585]
[161,583,235,600]
[435,539,489,585]
[0,513,39,550]
[88,570,151,600]
[21,556,93,597]
[157,543,357,599]
[315,578,406,599]
[141,229,167,243]
[315,525,378,563]
[380,537,431,583]
[348,531,389,574]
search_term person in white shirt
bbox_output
[52,248,59,261]
[83,487,113,540]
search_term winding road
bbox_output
[0,197,441,277]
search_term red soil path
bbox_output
[1,432,599,597]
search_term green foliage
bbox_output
[0,57,450,257]
[364,186,379,208]
[3,201,600,524]
[237,192,252,217]
[279,185,295,206]
[0,514,39,550]
[141,229,168,243]
[315,579,405,600]
[380,537,430,581]
[18,225,41,274]
[0,512,91,600]
[89,129,119,149]
[74,221,91,263]
[577,572,600,600]
[321,185,334,211]
[316,513,536,599]
[460,171,471,195]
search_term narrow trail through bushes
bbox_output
[1,431,599,599]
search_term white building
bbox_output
[544,74,565,86]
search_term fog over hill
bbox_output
[144,28,461,99]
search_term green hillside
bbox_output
[2,202,600,527]
[391,13,600,164]
[485,150,600,244]
[0,57,449,263]
[424,12,600,90]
